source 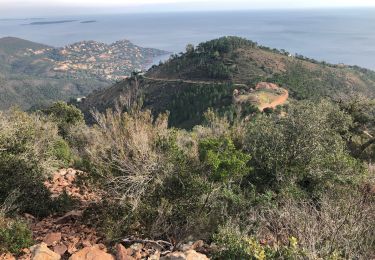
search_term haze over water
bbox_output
[1,8,375,70]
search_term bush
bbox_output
[244,100,364,197]
[0,217,33,255]
[41,101,84,138]
[213,222,305,260]
[0,109,73,217]
[199,137,251,182]
[79,109,254,242]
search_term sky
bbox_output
[1,0,375,17]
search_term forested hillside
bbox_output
[80,36,375,128]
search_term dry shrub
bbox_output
[84,109,170,209]
[257,190,375,259]
[0,109,63,174]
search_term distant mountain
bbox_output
[0,37,169,110]
[79,36,375,128]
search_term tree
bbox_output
[185,43,195,54]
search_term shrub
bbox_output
[0,109,73,217]
[199,137,251,182]
[244,100,363,197]
[41,101,84,138]
[253,190,375,259]
[213,222,305,260]
[0,218,33,255]
[80,109,254,242]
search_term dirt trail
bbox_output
[17,169,104,259]
[145,76,246,87]
[258,89,289,111]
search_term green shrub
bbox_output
[0,109,73,217]
[244,100,364,197]
[213,223,306,260]
[41,101,84,138]
[199,137,251,182]
[0,218,33,255]
[51,138,73,166]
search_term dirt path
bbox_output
[144,76,247,88]
[258,89,289,111]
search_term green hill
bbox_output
[79,36,375,128]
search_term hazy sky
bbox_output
[1,0,375,17]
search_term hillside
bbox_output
[79,36,375,128]
[0,37,49,55]
[0,37,168,110]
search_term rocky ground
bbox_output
[0,169,211,260]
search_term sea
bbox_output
[1,8,375,70]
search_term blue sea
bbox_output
[1,9,375,70]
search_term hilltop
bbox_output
[79,36,375,128]
[0,37,168,110]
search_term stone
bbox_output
[191,240,204,251]
[115,244,135,260]
[55,210,83,224]
[43,232,62,246]
[129,243,143,251]
[160,252,186,260]
[149,251,161,260]
[133,250,142,260]
[0,253,16,260]
[30,243,61,260]
[68,245,115,260]
[185,250,209,260]
[53,244,68,256]
[160,250,209,260]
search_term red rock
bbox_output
[30,243,61,260]
[43,232,62,246]
[160,250,209,260]
[81,240,92,247]
[68,245,115,260]
[116,243,136,260]
[55,210,83,224]
[191,240,204,250]
[133,250,142,260]
[0,253,16,260]
[53,244,68,256]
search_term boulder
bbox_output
[43,232,62,246]
[68,245,115,260]
[185,250,209,260]
[115,244,135,260]
[161,250,209,260]
[160,251,186,260]
[30,243,61,260]
[53,244,68,256]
